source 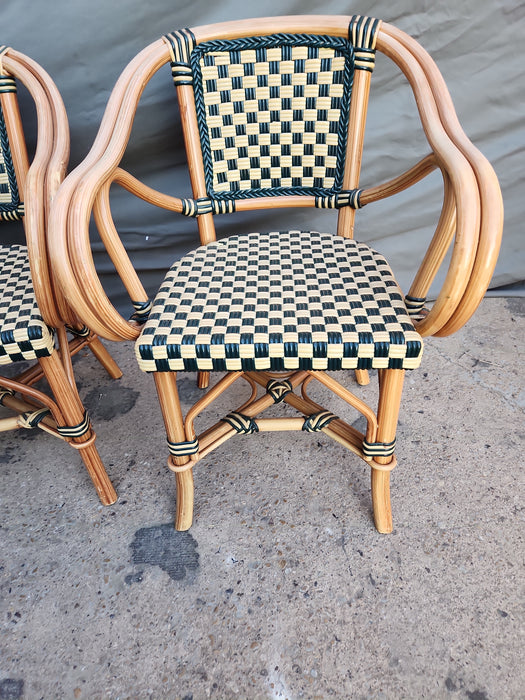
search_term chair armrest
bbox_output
[379,24,503,337]
[2,50,73,329]
[49,39,170,342]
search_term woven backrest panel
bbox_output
[0,75,23,222]
[190,34,354,200]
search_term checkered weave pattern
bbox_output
[0,245,55,364]
[135,231,423,373]
[0,95,24,222]
[191,34,354,199]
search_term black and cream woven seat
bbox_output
[0,46,121,505]
[51,15,502,535]
[136,231,423,373]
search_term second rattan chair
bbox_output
[50,15,502,531]
[0,46,121,504]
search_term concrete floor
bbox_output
[0,297,523,699]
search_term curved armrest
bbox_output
[377,28,483,337]
[2,50,73,329]
[359,153,438,206]
[380,24,503,336]
[113,168,185,212]
[49,39,170,342]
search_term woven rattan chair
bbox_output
[50,16,502,532]
[0,46,122,505]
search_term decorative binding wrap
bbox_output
[302,410,338,432]
[0,388,51,429]
[404,295,427,317]
[56,411,91,439]
[164,29,197,85]
[315,189,363,210]
[348,15,380,72]
[18,407,51,430]
[168,437,199,457]
[0,49,24,223]
[221,411,259,434]
[130,299,153,323]
[0,387,15,404]
[66,325,91,338]
[266,379,293,403]
[181,196,236,217]
[362,437,396,459]
[0,76,16,94]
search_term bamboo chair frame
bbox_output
[49,16,503,532]
[0,47,122,504]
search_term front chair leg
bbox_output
[371,369,405,533]
[153,371,194,530]
[39,352,117,505]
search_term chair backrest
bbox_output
[165,16,380,248]
[49,15,502,343]
[0,46,74,329]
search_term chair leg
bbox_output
[197,371,210,389]
[371,369,405,533]
[38,352,117,505]
[153,372,194,531]
[355,369,370,385]
[87,335,123,379]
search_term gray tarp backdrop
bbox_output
[2,0,524,313]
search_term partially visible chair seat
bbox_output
[0,244,56,363]
[0,46,122,504]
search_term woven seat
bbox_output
[0,47,122,506]
[136,231,423,372]
[51,15,502,534]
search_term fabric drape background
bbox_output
[2,0,523,311]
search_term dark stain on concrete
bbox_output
[84,383,139,421]
[0,679,24,700]
[466,691,489,700]
[130,524,199,581]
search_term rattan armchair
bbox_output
[0,46,122,505]
[50,16,502,531]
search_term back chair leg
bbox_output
[197,371,210,389]
[87,336,123,379]
[371,369,405,533]
[38,352,117,505]
[154,371,194,530]
[355,369,370,385]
